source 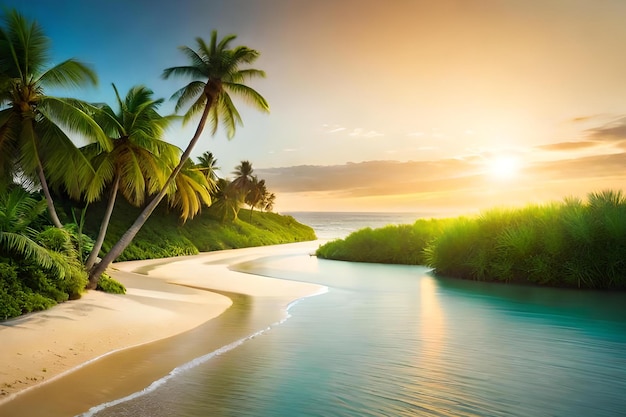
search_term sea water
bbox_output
[86,212,626,416]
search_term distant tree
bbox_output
[246,175,266,220]
[196,151,220,184]
[232,160,254,197]
[0,9,109,228]
[211,178,243,222]
[89,31,268,284]
[263,192,276,212]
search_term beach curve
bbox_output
[0,241,325,416]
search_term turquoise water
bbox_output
[89,249,626,416]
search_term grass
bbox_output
[82,198,316,262]
[316,189,626,290]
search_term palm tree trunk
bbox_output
[85,175,120,270]
[37,164,63,229]
[88,101,213,287]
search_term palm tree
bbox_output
[196,151,220,184]
[88,30,269,284]
[246,175,266,221]
[82,84,179,270]
[211,178,244,222]
[0,9,110,228]
[262,192,276,212]
[231,160,254,197]
[0,187,62,275]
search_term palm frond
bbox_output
[170,80,206,113]
[35,117,97,199]
[37,58,98,89]
[163,63,206,81]
[0,9,50,80]
[224,82,270,112]
[38,96,112,151]
[217,92,242,139]
[183,91,209,125]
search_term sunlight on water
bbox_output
[91,249,626,417]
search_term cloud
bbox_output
[258,153,626,208]
[348,128,384,138]
[536,141,599,151]
[585,116,626,141]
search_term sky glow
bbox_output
[6,0,626,213]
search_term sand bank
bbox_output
[0,241,324,415]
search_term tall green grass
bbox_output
[316,190,626,290]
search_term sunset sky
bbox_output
[7,0,626,213]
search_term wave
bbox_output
[77,286,328,417]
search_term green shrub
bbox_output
[96,273,126,294]
[317,189,626,290]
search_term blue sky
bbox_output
[5,0,626,212]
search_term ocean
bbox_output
[85,212,626,416]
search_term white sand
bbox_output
[0,241,324,404]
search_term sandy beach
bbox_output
[0,241,324,416]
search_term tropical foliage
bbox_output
[88,30,269,285]
[0,9,109,228]
[0,187,88,319]
[81,196,315,262]
[316,190,626,290]
[81,84,180,270]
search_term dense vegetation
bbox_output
[0,188,314,320]
[317,190,626,290]
[82,198,315,262]
[0,8,307,320]
[0,188,89,320]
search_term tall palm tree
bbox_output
[82,84,179,270]
[0,9,110,228]
[89,30,269,284]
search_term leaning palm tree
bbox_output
[82,84,179,270]
[0,9,110,228]
[88,30,269,284]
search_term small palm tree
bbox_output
[232,160,254,197]
[0,187,61,274]
[196,151,220,184]
[82,84,179,270]
[89,30,269,284]
[211,178,244,222]
[0,9,109,228]
[262,192,276,212]
[245,175,266,220]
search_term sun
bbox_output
[487,155,522,180]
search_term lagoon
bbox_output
[88,220,626,416]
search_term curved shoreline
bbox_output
[0,241,325,416]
